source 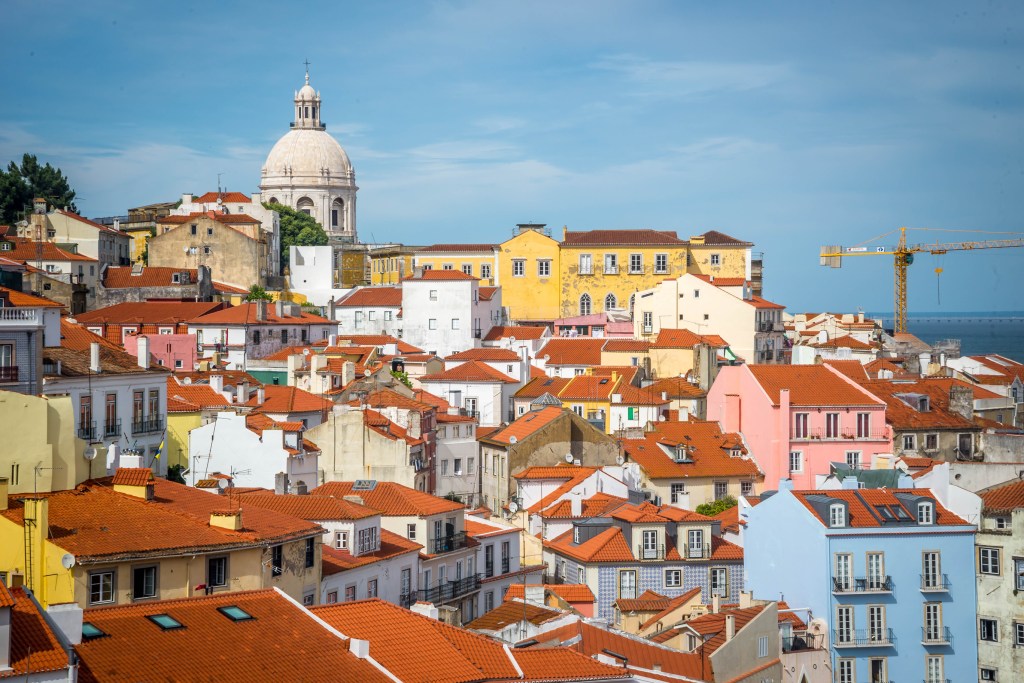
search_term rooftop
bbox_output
[338,286,403,307]
[562,229,687,246]
[311,481,464,517]
[747,364,885,407]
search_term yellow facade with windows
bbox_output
[413,247,498,285]
[686,232,751,281]
[496,227,561,322]
[369,246,417,285]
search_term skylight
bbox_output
[217,605,254,621]
[147,614,184,630]
[81,622,107,639]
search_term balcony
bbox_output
[781,633,825,653]
[132,416,164,435]
[795,428,888,441]
[103,419,121,438]
[428,531,469,555]
[0,307,41,325]
[921,626,952,646]
[832,576,893,594]
[399,591,415,608]
[685,544,711,560]
[417,573,481,604]
[921,573,951,592]
[77,421,97,441]
[637,543,665,561]
[756,321,784,333]
[833,628,895,648]
[0,366,18,382]
[922,679,951,683]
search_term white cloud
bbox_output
[592,54,791,97]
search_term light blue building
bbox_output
[744,482,977,683]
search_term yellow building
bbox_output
[369,245,418,285]
[414,243,498,285]
[686,230,754,289]
[0,470,323,608]
[0,391,90,494]
[496,225,561,322]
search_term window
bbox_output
[757,635,768,658]
[384,311,392,321]
[664,569,681,587]
[190,224,197,235]
[825,413,839,438]
[429,289,438,301]
[147,614,184,630]
[922,551,941,589]
[604,293,616,311]
[401,567,412,599]
[629,253,642,273]
[1016,622,1024,646]
[925,433,939,450]
[867,605,886,642]
[979,546,1000,574]
[579,253,593,275]
[481,263,491,279]
[642,311,653,332]
[428,318,437,330]
[710,253,721,267]
[835,607,854,645]
[335,531,349,550]
[204,246,211,255]
[148,390,159,419]
[513,259,525,277]
[281,329,288,343]
[924,602,943,641]
[537,260,551,277]
[207,227,214,236]
[834,553,852,591]
[655,253,668,273]
[451,318,459,330]
[454,458,463,475]
[271,545,284,575]
[326,591,338,604]
[1016,558,1024,590]
[132,565,157,601]
[789,451,803,473]
[579,293,592,316]
[866,552,885,589]
[89,571,115,605]
[714,481,728,500]
[208,556,228,588]
[687,529,704,558]
[980,618,999,641]
[345,585,357,602]
[467,457,475,474]
[618,570,636,599]
[925,656,944,683]
[709,567,727,597]
[845,451,861,469]
[830,504,846,527]
[305,538,317,566]
[856,412,870,438]
[903,434,916,451]
[441,459,449,476]
[462,264,473,275]
[641,530,658,559]
[367,578,378,598]
[670,483,685,504]
[577,567,585,583]
[918,502,934,524]
[740,481,753,496]
[442,264,453,270]
[794,413,809,439]
[604,253,618,274]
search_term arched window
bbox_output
[267,197,279,205]
[331,198,344,229]
[579,293,592,316]
[604,293,617,311]
[296,196,314,217]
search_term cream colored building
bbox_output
[149,212,273,289]
[0,392,88,494]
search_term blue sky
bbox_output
[2,1,1022,314]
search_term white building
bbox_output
[400,270,504,358]
[335,285,402,336]
[435,413,481,506]
[467,517,544,616]
[419,361,518,427]
[259,70,357,240]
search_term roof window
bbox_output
[917,501,934,525]
[217,605,254,621]
[147,614,184,630]
[81,622,107,639]
[829,503,846,528]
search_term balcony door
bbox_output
[867,606,886,642]
[687,529,704,558]
[642,530,657,559]
[866,553,885,590]
[835,606,853,644]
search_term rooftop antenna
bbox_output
[217,173,224,206]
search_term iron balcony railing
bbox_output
[686,543,711,560]
[832,628,895,648]
[795,428,888,441]
[501,558,510,574]
[0,366,19,382]
[832,576,893,594]
[485,561,493,578]
[921,573,951,591]
[922,679,951,683]
[781,633,825,653]
[921,626,953,646]
[132,416,164,435]
[417,573,481,604]
[103,419,121,438]
[399,591,415,608]
[428,531,468,555]
[637,543,665,561]
[77,421,96,441]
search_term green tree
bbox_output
[245,284,274,302]
[390,369,412,388]
[263,202,328,273]
[0,154,78,224]
[695,495,737,517]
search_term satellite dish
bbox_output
[303,348,310,356]
[60,553,76,570]
[508,501,520,514]
[509,435,518,444]
[83,446,98,461]
[565,453,574,463]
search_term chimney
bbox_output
[842,476,859,490]
[570,495,582,518]
[287,354,305,387]
[310,354,328,374]
[410,602,439,620]
[45,602,84,646]
[255,299,267,321]
[274,472,289,495]
[349,639,370,659]
[327,297,336,321]
[328,334,338,347]
[949,385,974,421]
[711,594,720,613]
[210,510,243,531]
[725,614,735,641]
[342,361,356,387]
[137,335,150,368]
[524,585,546,607]
[408,411,421,439]
[257,387,266,405]
[209,374,225,396]
[739,591,752,608]
[342,495,364,505]
[236,381,249,404]
[89,342,101,373]
[119,452,143,469]
[0,477,6,510]
[275,300,285,318]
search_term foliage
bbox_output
[0,154,78,224]
[244,284,274,302]
[263,202,328,273]
[166,464,187,485]
[695,496,737,517]
[391,369,412,388]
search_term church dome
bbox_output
[261,128,353,183]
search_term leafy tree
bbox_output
[695,495,737,517]
[0,154,78,224]
[263,202,328,273]
[391,369,412,388]
[245,284,274,302]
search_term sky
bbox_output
[2,0,1023,314]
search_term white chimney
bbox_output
[328,334,338,347]
[349,639,370,659]
[209,374,225,396]
[712,594,720,613]
[46,603,84,646]
[236,381,249,404]
[524,585,546,607]
[89,342,101,373]
[410,602,439,620]
[137,335,150,369]
[257,387,266,405]
[725,614,735,641]
[120,452,143,469]
[342,361,356,387]
[570,494,582,517]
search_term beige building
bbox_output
[149,212,273,289]
[17,201,132,268]
[0,391,88,495]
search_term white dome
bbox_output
[261,128,353,183]
[297,83,317,100]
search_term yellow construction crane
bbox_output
[820,227,1024,334]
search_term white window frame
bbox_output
[654,253,668,274]
[578,253,593,275]
[918,502,934,525]
[335,531,349,550]
[664,569,681,587]
[979,546,1000,575]
[789,451,803,473]
[830,504,846,528]
[537,259,551,277]
[629,253,642,274]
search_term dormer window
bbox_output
[917,502,934,525]
[918,396,930,412]
[829,504,846,528]
[573,526,581,544]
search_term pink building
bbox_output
[707,364,889,489]
[123,333,198,371]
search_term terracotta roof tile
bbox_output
[338,286,403,307]
[692,274,748,286]
[537,338,606,366]
[236,491,379,520]
[691,229,752,246]
[333,334,423,353]
[421,360,518,383]
[505,583,595,604]
[482,325,548,341]
[810,336,873,350]
[622,420,760,480]
[562,229,687,246]
[823,359,870,382]
[74,301,225,325]
[446,347,522,362]
[538,493,628,519]
[645,377,706,399]
[157,211,260,225]
[544,526,636,563]
[417,243,497,253]
[311,481,464,517]
[614,589,670,612]
[481,406,567,446]
[465,600,564,631]
[639,587,703,630]
[407,269,478,281]
[0,286,63,307]
[748,365,884,407]
[602,339,651,352]
[791,488,969,528]
[102,266,200,288]
[2,587,69,679]
[860,379,978,430]
[0,236,96,262]
[652,328,729,349]
[111,468,154,486]
[515,376,572,399]
[166,378,233,412]
[192,191,251,203]
[980,479,1024,513]
[189,303,330,325]
[244,384,333,414]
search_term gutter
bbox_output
[23,588,79,682]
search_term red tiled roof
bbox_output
[74,301,225,325]
[864,358,912,378]
[615,589,670,612]
[823,359,870,382]
[157,211,260,225]
[505,583,596,603]
[237,491,379,520]
[420,360,518,384]
[407,269,478,281]
[331,334,423,353]
[515,376,572,399]
[691,229,752,246]
[537,338,606,366]
[645,377,706,399]
[652,328,729,349]
[745,295,785,310]
[166,378,233,412]
[684,604,767,660]
[602,339,651,353]
[980,479,1024,513]
[558,375,619,400]
[616,383,671,406]
[482,325,548,341]
[562,229,686,246]
[481,406,566,446]
[0,286,63,307]
[446,347,521,362]
[75,589,393,683]
[2,586,69,679]
[478,286,499,301]
[791,488,969,528]
[622,420,759,480]
[639,587,703,630]
[544,526,636,563]
[312,599,625,683]
[102,266,199,288]
[692,274,748,286]
[417,243,496,253]
[0,236,96,262]
[538,492,628,519]
[810,336,873,350]
[189,303,330,325]
[311,481,464,517]
[338,286,403,307]
[111,468,154,486]
[748,364,884,407]
[465,600,564,631]
[192,191,252,203]
[860,379,978,430]
[321,530,422,573]
[245,384,333,414]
